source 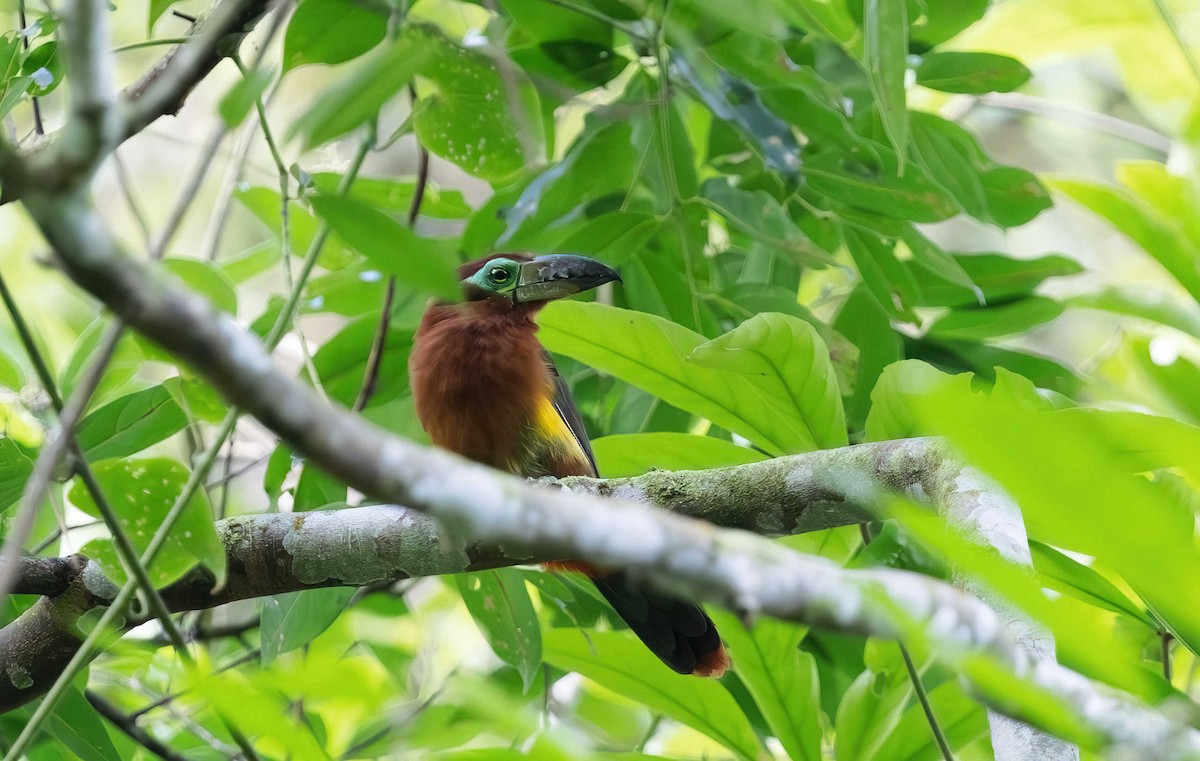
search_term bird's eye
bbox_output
[489,267,511,283]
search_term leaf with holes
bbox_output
[70,458,225,588]
[457,570,542,692]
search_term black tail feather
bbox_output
[593,572,727,676]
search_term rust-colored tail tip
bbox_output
[693,644,731,678]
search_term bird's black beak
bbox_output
[513,254,622,303]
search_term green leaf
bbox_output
[236,186,355,270]
[218,66,272,128]
[148,0,177,32]
[542,628,763,761]
[70,458,226,588]
[911,252,1083,308]
[539,302,832,455]
[672,51,803,181]
[834,661,911,761]
[909,0,989,47]
[289,36,433,149]
[1030,540,1155,626]
[871,681,988,761]
[220,241,283,283]
[21,40,61,96]
[865,360,971,442]
[406,24,544,184]
[1070,285,1200,339]
[311,316,414,407]
[709,610,821,761]
[75,384,188,462]
[456,570,542,692]
[843,227,921,321]
[308,173,472,219]
[591,433,766,477]
[0,344,26,390]
[806,149,958,222]
[688,312,848,449]
[308,194,460,300]
[926,297,1065,340]
[863,0,909,162]
[260,587,355,664]
[47,686,120,761]
[163,257,238,315]
[282,0,386,70]
[909,383,1200,657]
[917,52,1032,94]
[1049,175,1200,302]
[0,437,34,511]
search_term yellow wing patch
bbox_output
[512,396,593,477]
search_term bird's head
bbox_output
[458,253,621,308]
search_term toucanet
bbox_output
[410,253,729,677]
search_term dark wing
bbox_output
[544,350,598,477]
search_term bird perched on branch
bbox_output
[410,253,729,678]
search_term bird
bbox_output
[410,252,729,678]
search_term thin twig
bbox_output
[87,690,190,761]
[354,107,427,412]
[1162,631,1173,683]
[18,0,44,137]
[861,523,954,760]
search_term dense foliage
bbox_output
[1,0,1199,758]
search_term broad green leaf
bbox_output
[539,302,830,455]
[843,227,921,321]
[218,66,272,128]
[308,194,460,300]
[871,681,988,761]
[1071,285,1200,339]
[311,316,414,407]
[406,24,544,184]
[865,360,970,442]
[700,178,833,267]
[147,0,177,32]
[165,256,237,312]
[289,36,432,149]
[312,314,415,408]
[863,0,909,162]
[163,375,228,424]
[1049,175,1200,302]
[910,383,1200,657]
[806,149,958,222]
[235,186,354,269]
[47,686,120,761]
[907,112,990,222]
[456,570,542,692]
[542,628,763,761]
[834,286,902,431]
[260,587,355,664]
[886,499,1170,703]
[0,344,26,390]
[834,660,911,761]
[981,165,1052,227]
[910,252,1083,308]
[926,297,1065,340]
[0,437,34,511]
[1030,541,1155,626]
[916,52,1032,93]
[672,50,803,181]
[592,433,766,477]
[909,0,989,47]
[282,0,386,70]
[1048,408,1200,485]
[309,173,472,219]
[709,610,821,761]
[21,40,61,96]
[688,312,848,449]
[70,458,226,588]
[75,384,188,462]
